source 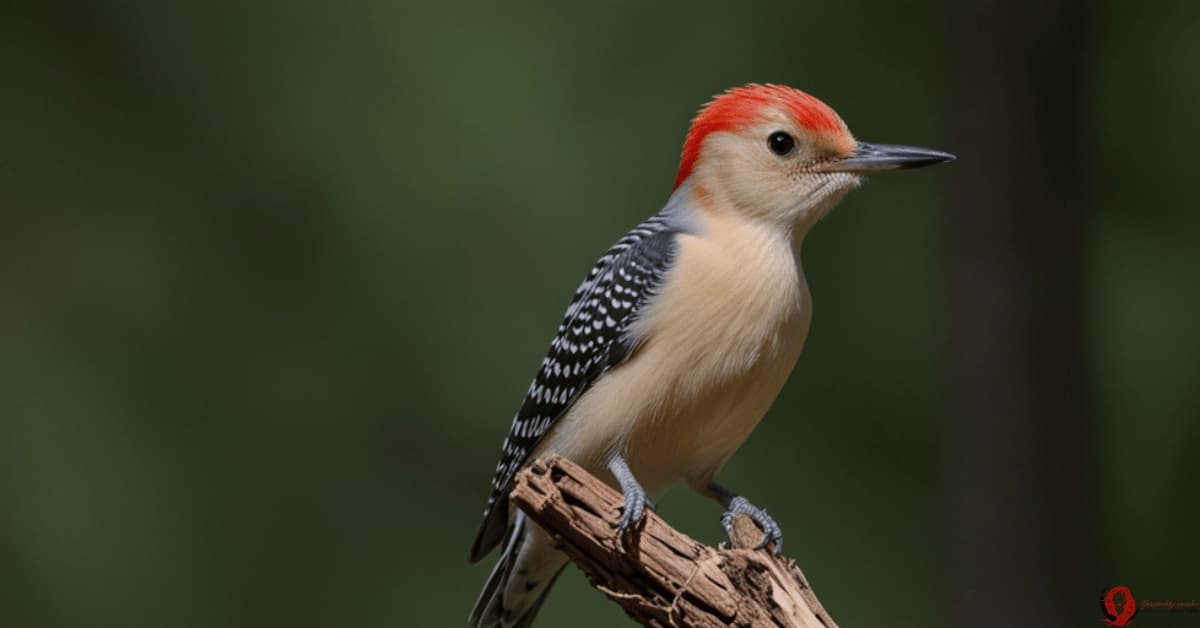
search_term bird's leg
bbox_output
[708,482,784,555]
[607,454,649,534]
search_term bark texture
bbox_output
[510,456,838,628]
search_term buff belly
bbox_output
[532,217,812,494]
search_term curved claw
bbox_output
[609,455,649,536]
[615,487,647,534]
[721,496,784,556]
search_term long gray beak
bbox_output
[817,142,955,173]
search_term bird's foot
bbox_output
[608,455,650,535]
[721,496,784,555]
[615,483,649,534]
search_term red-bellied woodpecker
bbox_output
[468,83,953,627]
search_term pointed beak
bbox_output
[816,142,955,173]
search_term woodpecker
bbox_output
[468,83,953,627]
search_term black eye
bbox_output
[767,131,795,156]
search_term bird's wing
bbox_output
[469,215,679,562]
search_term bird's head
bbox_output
[675,84,953,233]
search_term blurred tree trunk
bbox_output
[943,1,1095,626]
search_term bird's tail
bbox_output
[469,512,567,628]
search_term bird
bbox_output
[467,83,953,627]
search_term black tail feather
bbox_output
[469,513,565,628]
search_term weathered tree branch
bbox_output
[510,456,839,627]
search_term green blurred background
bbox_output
[2,1,1197,627]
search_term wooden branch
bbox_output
[510,456,839,627]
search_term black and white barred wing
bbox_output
[469,216,677,562]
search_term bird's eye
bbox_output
[767,131,795,156]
